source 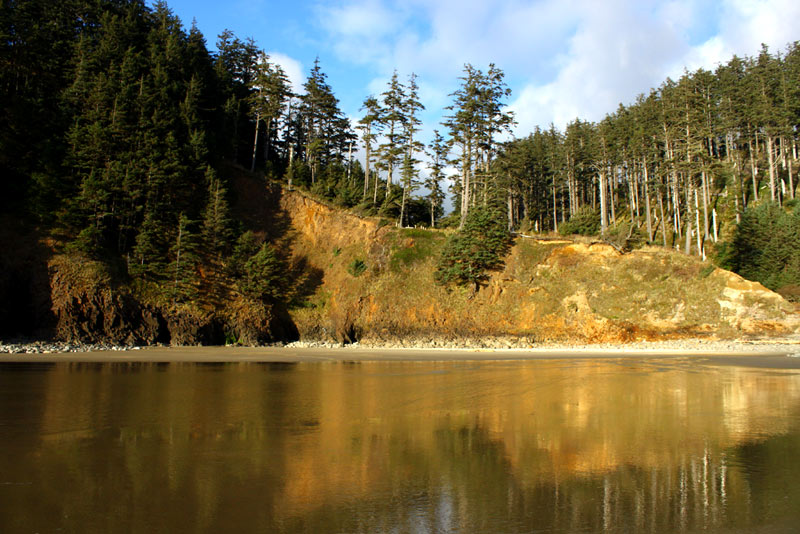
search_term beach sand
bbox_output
[2,341,800,368]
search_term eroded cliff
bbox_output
[278,188,800,346]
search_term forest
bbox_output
[2,0,799,307]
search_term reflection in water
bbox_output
[1,359,799,533]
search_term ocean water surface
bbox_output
[1,355,799,533]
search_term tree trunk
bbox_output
[460,140,471,229]
[363,132,371,198]
[684,183,692,255]
[712,207,718,243]
[250,112,261,172]
[767,134,776,202]
[399,186,407,228]
[608,165,616,227]
[287,146,294,189]
[599,171,608,235]
[750,134,759,202]
[694,187,703,259]
[263,117,272,164]
[790,138,798,199]
[701,170,709,239]
[658,190,667,247]
[644,161,653,242]
[552,180,558,233]
[672,171,681,240]
[347,140,353,184]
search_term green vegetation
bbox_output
[434,207,512,289]
[558,207,600,236]
[347,259,367,277]
[0,0,352,319]
[2,0,798,344]
[388,228,446,271]
[240,244,289,302]
[719,202,800,299]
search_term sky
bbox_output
[151,0,799,174]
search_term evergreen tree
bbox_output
[169,213,201,304]
[398,73,425,227]
[240,243,289,302]
[202,166,232,260]
[425,130,448,228]
[298,58,352,184]
[434,206,512,290]
[377,71,406,200]
[358,95,384,201]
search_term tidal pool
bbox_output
[1,356,799,533]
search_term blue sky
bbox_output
[153,0,798,158]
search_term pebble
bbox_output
[0,341,142,354]
[297,337,800,353]
[2,338,798,354]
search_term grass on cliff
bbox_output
[287,201,796,344]
[387,228,448,272]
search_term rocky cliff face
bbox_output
[277,190,800,346]
[4,180,797,346]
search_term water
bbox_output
[1,357,800,533]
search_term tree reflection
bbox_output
[0,360,798,533]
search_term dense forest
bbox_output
[2,0,799,309]
[488,44,800,297]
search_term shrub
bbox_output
[718,202,800,291]
[605,221,646,252]
[559,207,600,236]
[434,206,512,289]
[347,258,367,277]
[239,243,289,302]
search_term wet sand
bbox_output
[2,342,800,368]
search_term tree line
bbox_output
[493,44,800,254]
[1,0,353,305]
[3,0,798,297]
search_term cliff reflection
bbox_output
[2,359,799,533]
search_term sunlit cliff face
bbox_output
[275,187,799,345]
[17,359,800,533]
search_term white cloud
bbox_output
[510,0,800,133]
[268,52,304,94]
[314,0,800,138]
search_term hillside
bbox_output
[2,171,798,348]
[275,182,799,347]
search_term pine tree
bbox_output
[398,73,425,227]
[425,130,448,228]
[240,243,289,302]
[377,71,406,200]
[299,58,352,184]
[434,206,512,291]
[357,95,384,201]
[202,166,232,260]
[169,213,200,305]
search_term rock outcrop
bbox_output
[278,190,799,345]
[4,179,797,347]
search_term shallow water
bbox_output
[1,357,800,533]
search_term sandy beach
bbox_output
[2,339,800,368]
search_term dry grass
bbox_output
[280,193,798,344]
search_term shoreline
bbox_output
[2,338,800,367]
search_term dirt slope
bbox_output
[278,188,800,346]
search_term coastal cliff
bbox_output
[281,193,799,345]
[2,175,798,347]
